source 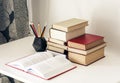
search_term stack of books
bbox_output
[47,18,106,66]
[47,18,88,54]
[68,34,106,65]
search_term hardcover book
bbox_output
[68,34,104,50]
[52,18,88,32]
[68,47,105,65]
[68,43,106,55]
[47,45,67,54]
[48,38,67,46]
[50,27,85,41]
[47,41,67,50]
[6,52,76,80]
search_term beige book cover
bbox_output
[47,41,67,50]
[47,45,66,54]
[68,47,105,65]
[48,38,67,46]
[68,43,106,55]
[52,18,88,32]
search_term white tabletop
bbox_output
[0,36,120,83]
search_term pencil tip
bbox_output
[45,25,47,27]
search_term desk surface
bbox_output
[0,36,120,83]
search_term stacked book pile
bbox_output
[68,34,106,65]
[47,18,88,54]
[47,18,106,65]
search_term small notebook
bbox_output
[6,51,76,80]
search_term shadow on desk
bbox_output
[0,74,23,83]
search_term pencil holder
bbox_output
[33,37,47,52]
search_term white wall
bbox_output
[31,0,120,55]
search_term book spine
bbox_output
[50,28,67,41]
[47,41,67,50]
[50,27,85,41]
[47,45,64,53]
[48,38,67,46]
[68,22,88,32]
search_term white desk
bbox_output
[0,36,120,83]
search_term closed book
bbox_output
[47,45,67,54]
[68,43,106,55]
[68,47,105,65]
[53,18,88,32]
[68,34,104,50]
[48,38,67,46]
[47,41,67,50]
[50,27,85,41]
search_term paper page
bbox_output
[29,55,73,78]
[8,52,53,70]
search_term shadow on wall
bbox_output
[32,0,49,38]
[90,1,120,55]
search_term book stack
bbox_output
[47,18,88,54]
[47,18,106,66]
[68,34,106,65]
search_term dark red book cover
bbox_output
[68,34,104,45]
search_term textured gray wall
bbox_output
[13,0,30,39]
[0,0,30,44]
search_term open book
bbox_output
[6,51,76,80]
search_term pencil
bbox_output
[37,23,41,37]
[41,25,46,37]
[30,23,38,38]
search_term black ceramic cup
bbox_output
[32,37,47,52]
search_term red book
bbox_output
[68,34,104,50]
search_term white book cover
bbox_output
[50,28,85,41]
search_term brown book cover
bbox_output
[68,47,105,65]
[68,34,104,50]
[68,43,106,55]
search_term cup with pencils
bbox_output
[30,23,47,52]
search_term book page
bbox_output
[8,52,53,71]
[28,55,74,79]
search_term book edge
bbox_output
[68,43,106,55]
[5,63,77,80]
